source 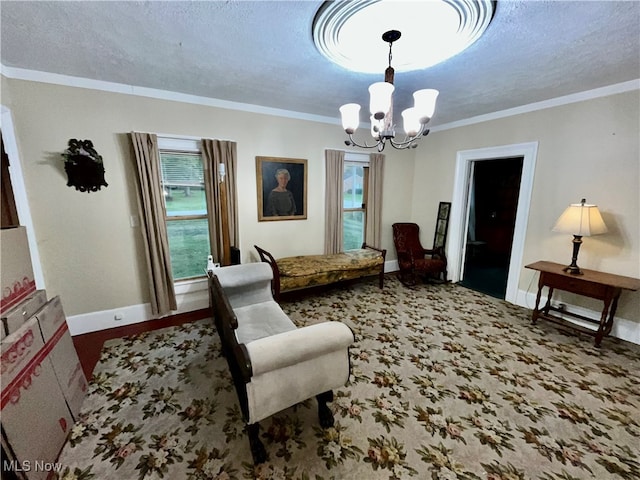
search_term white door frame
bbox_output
[447,142,538,303]
[1,105,45,289]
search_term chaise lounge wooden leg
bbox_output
[247,423,267,464]
[316,390,335,428]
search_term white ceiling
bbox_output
[1,1,639,128]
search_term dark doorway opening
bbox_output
[1,131,20,228]
[460,157,523,299]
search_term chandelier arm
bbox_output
[346,133,385,150]
[388,138,417,149]
[387,124,430,148]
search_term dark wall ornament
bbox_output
[61,139,108,192]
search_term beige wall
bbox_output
[2,77,638,330]
[411,90,640,322]
[1,77,412,316]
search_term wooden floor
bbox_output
[72,308,209,380]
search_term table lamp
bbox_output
[552,198,608,275]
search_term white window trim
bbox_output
[344,152,369,163]
[157,134,201,153]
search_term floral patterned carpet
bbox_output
[56,277,640,479]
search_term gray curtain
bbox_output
[130,132,177,317]
[324,149,345,254]
[365,153,385,248]
[201,139,238,264]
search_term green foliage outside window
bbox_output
[160,152,210,280]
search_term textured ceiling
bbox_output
[1,1,639,127]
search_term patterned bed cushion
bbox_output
[277,249,383,278]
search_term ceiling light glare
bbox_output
[312,0,495,73]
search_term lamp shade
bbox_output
[401,108,421,137]
[413,89,439,123]
[552,200,608,236]
[339,103,361,134]
[368,82,394,120]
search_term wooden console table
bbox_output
[525,261,640,347]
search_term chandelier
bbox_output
[339,30,438,152]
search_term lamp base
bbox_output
[563,235,584,275]
[562,265,583,275]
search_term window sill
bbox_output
[174,277,207,294]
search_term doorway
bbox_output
[1,106,45,288]
[446,142,538,304]
[1,131,20,228]
[460,157,523,298]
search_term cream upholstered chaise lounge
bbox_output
[208,263,355,464]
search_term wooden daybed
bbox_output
[254,244,386,300]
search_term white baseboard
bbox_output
[515,289,639,345]
[66,288,209,336]
[67,273,638,345]
[69,264,399,336]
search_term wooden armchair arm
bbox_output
[432,246,447,262]
[209,273,253,419]
[420,246,447,259]
[210,275,238,329]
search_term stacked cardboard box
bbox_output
[1,227,87,479]
[1,227,37,328]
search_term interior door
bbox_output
[460,157,523,298]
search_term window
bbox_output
[343,154,369,250]
[158,144,210,281]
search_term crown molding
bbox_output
[430,79,640,132]
[2,64,637,131]
[0,64,340,126]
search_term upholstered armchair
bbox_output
[209,263,354,464]
[392,222,448,286]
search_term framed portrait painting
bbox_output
[256,156,307,221]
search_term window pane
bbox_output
[343,210,364,251]
[343,164,364,208]
[160,153,206,216]
[166,219,210,280]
